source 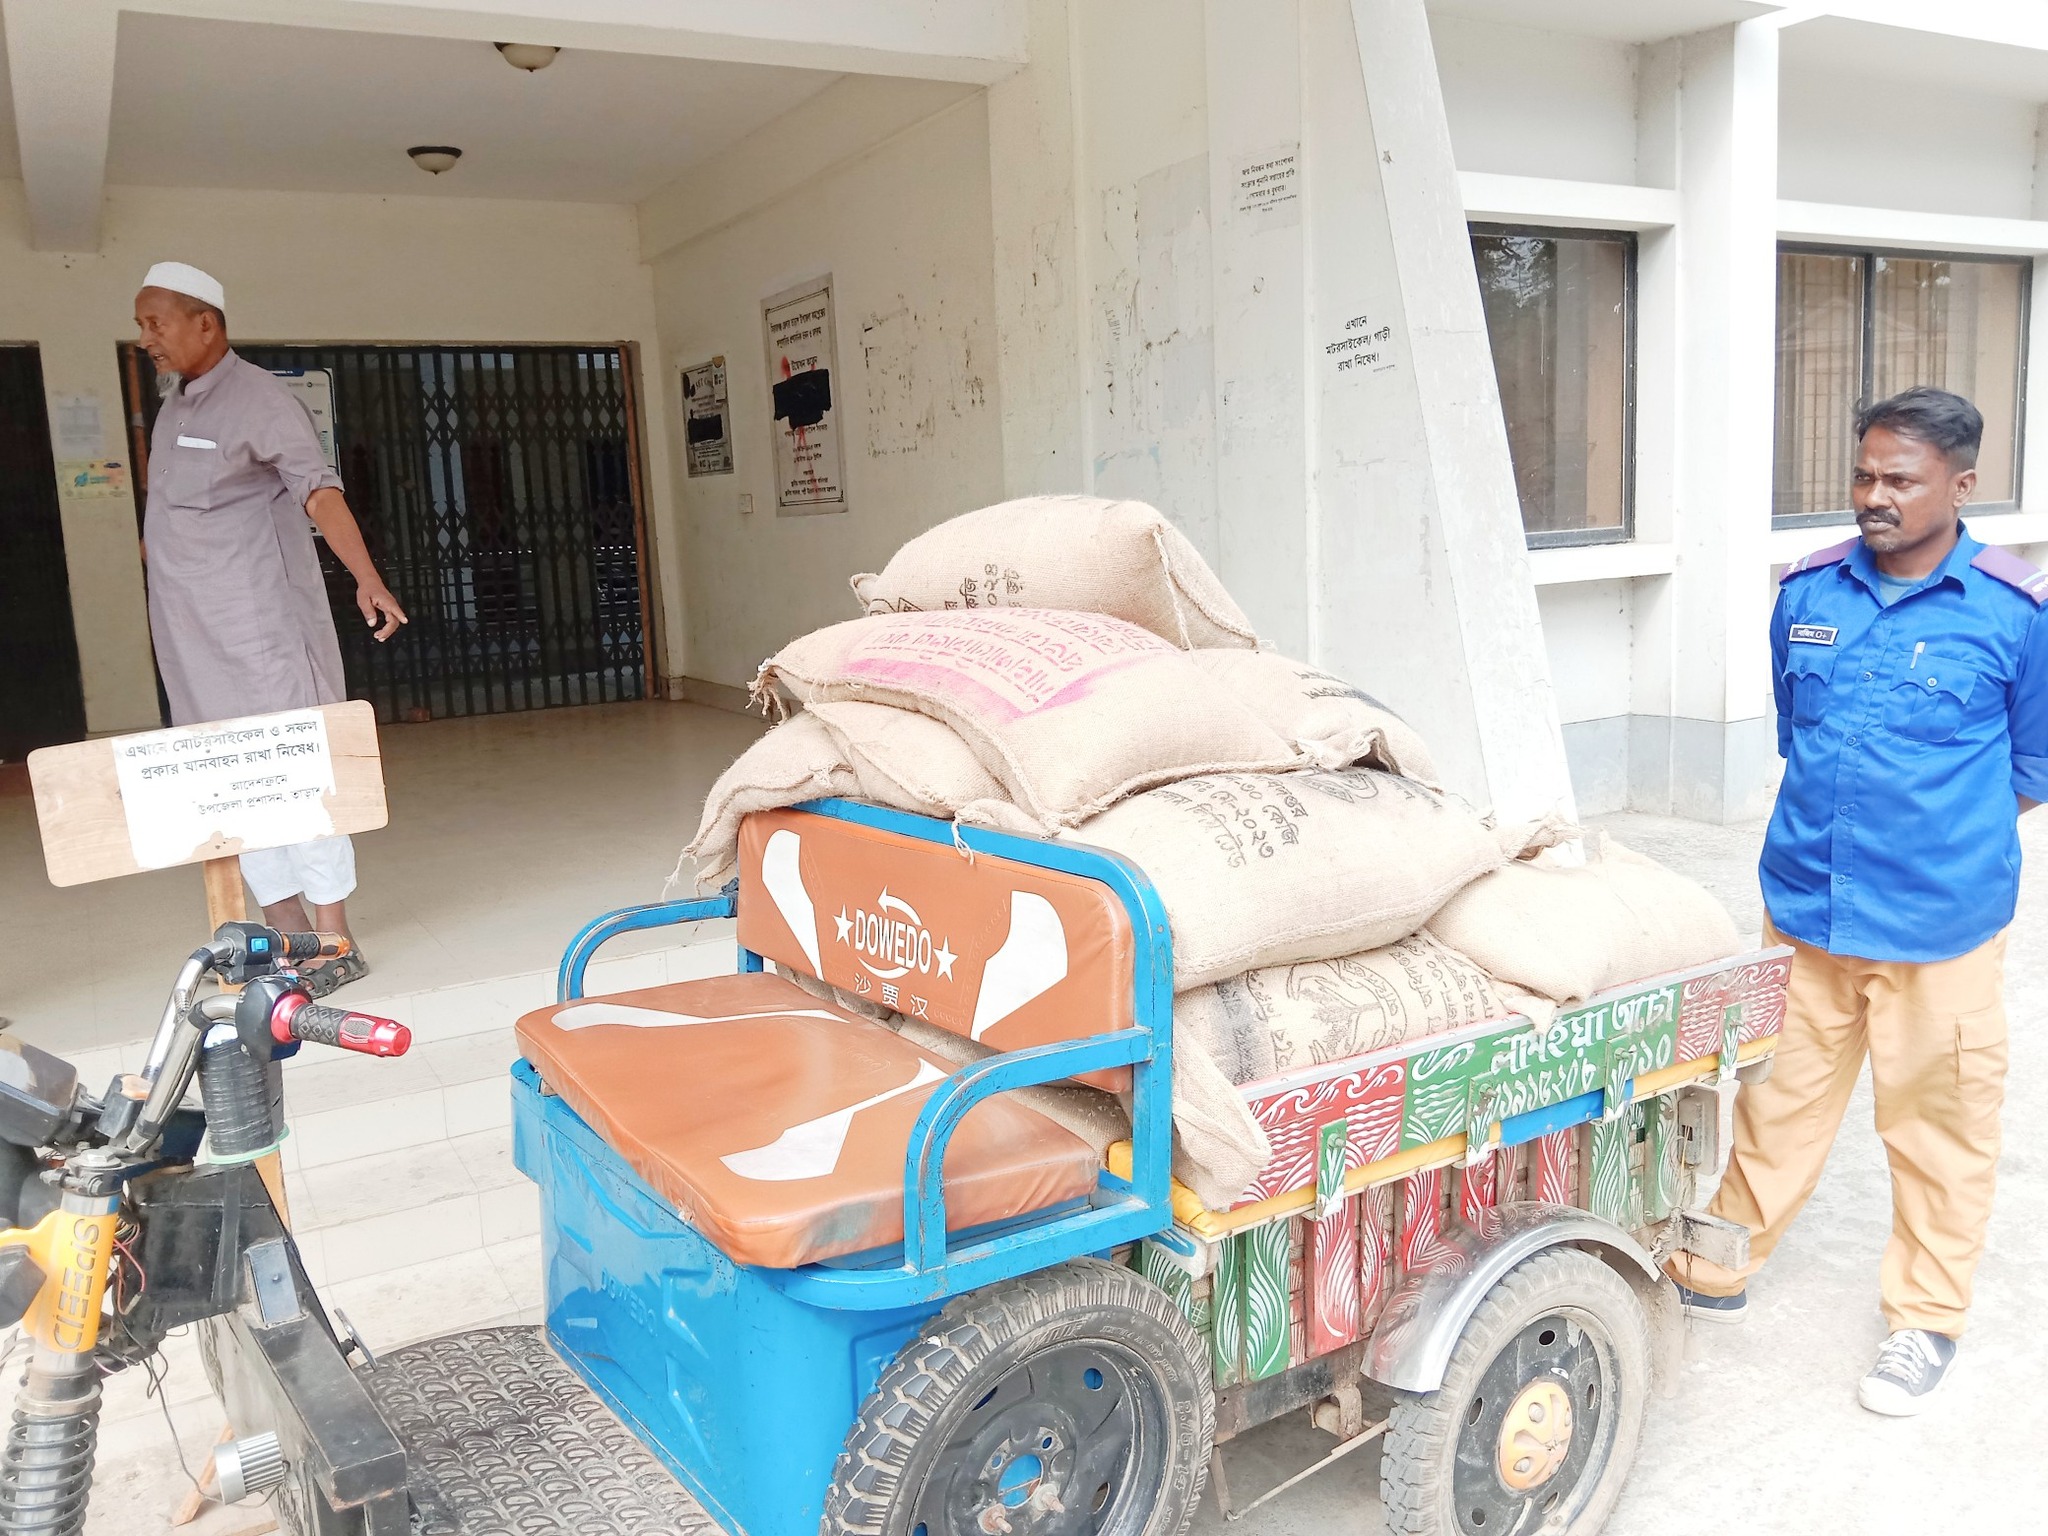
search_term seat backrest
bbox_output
[735,807,1137,1090]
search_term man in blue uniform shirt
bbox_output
[1668,387,2048,1415]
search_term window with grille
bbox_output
[1470,224,1636,546]
[1773,246,2029,526]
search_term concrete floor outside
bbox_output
[1,702,2037,1533]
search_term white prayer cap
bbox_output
[140,261,225,313]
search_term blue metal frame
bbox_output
[557,882,739,1002]
[539,797,1178,1310]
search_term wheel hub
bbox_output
[921,1343,1146,1536]
[1494,1377,1574,1492]
[1449,1311,1611,1536]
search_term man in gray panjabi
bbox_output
[135,261,406,995]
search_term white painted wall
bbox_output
[1778,70,2042,219]
[0,179,675,734]
[1537,582,1633,724]
[1074,0,1220,563]
[650,93,1005,690]
[1430,13,1642,186]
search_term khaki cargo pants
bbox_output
[1668,917,2008,1337]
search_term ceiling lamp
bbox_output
[407,145,463,175]
[494,42,560,72]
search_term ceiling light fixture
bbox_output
[407,145,463,175]
[494,42,560,72]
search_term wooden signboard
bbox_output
[26,701,385,888]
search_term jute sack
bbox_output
[779,967,1270,1210]
[680,712,857,890]
[849,495,1259,650]
[804,699,1031,829]
[1428,835,1742,1003]
[1066,767,1504,989]
[1189,649,1438,780]
[756,610,1297,828]
[1180,934,1510,1086]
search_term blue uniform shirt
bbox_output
[1764,525,2048,962]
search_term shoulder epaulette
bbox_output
[1780,537,1857,583]
[1970,545,2048,606]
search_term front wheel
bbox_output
[824,1258,1213,1536]
[1380,1247,1651,1536]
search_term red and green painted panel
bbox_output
[1464,983,1682,1143]
[1678,954,1792,1063]
[1232,1060,1407,1209]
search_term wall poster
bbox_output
[272,368,339,474]
[682,356,733,476]
[761,277,845,514]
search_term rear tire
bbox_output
[1380,1247,1650,1536]
[824,1258,1213,1536]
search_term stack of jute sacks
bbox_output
[681,496,1741,1208]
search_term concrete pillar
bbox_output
[1,0,117,252]
[1204,0,1313,658]
[986,0,1088,494]
[1636,21,1780,823]
[1296,0,1575,823]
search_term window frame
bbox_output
[1773,240,2032,530]
[1470,220,1640,551]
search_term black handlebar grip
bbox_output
[278,931,351,961]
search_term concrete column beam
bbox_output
[1658,20,1780,822]
[2,0,117,253]
[122,0,1027,84]
[1203,0,1312,658]
[1295,0,1574,824]
[985,0,1087,494]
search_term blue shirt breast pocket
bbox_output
[1883,656,1979,744]
[1784,647,1837,726]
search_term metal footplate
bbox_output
[362,1326,718,1535]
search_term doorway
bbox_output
[0,346,88,759]
[121,343,654,723]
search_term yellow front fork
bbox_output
[3,1196,120,1356]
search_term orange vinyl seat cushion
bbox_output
[514,972,1101,1270]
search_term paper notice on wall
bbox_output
[56,460,129,499]
[1323,311,1398,380]
[1233,144,1300,225]
[683,356,733,476]
[54,394,104,458]
[273,368,339,475]
[763,278,846,514]
[110,710,337,869]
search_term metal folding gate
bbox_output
[124,343,652,723]
[0,346,88,758]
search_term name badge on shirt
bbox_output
[175,434,217,450]
[1789,624,1838,646]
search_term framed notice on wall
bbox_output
[272,368,339,474]
[682,356,733,476]
[761,277,846,514]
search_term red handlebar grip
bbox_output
[270,994,411,1057]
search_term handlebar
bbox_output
[267,993,411,1058]
[277,931,352,963]
[109,923,404,1156]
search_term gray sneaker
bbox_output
[1857,1329,1958,1416]
[1673,1282,1747,1324]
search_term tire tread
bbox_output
[824,1258,1214,1536]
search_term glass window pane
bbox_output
[1773,251,1865,520]
[1473,230,1631,539]
[1872,256,2024,503]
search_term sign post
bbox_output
[28,700,386,1526]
